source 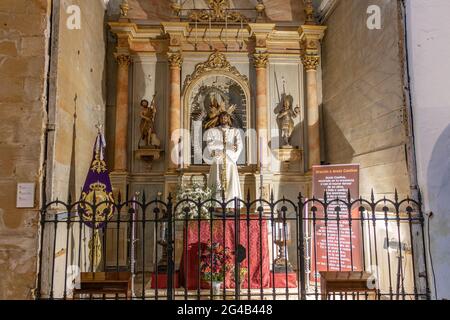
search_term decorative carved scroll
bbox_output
[189,0,248,23]
[183,51,249,90]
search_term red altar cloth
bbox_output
[270,273,298,288]
[179,218,270,290]
[150,271,180,289]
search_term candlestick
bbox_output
[130,192,139,298]
[180,138,183,169]
[259,136,264,200]
[240,18,244,50]
[195,20,198,51]
[274,210,293,273]
[225,15,228,51]
[209,16,212,50]
[259,136,263,169]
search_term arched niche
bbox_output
[182,52,251,167]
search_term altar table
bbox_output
[179,217,271,290]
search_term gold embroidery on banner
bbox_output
[80,182,114,227]
[91,151,107,174]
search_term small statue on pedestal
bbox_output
[139,93,161,149]
[277,95,300,148]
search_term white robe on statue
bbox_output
[205,125,243,203]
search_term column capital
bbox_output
[302,55,320,71]
[299,25,326,71]
[167,52,183,69]
[115,54,132,66]
[253,52,269,69]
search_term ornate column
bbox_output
[253,52,270,170]
[167,52,183,171]
[113,54,131,172]
[162,23,188,175]
[299,25,326,170]
[249,23,275,171]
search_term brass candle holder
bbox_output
[273,210,293,273]
[156,193,170,273]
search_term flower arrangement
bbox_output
[174,183,216,219]
[200,241,234,282]
[231,267,249,288]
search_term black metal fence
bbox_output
[36,191,431,300]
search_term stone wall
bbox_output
[0,0,107,299]
[40,0,107,297]
[406,0,450,299]
[48,0,107,202]
[321,0,410,197]
[0,0,50,299]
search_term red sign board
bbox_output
[310,164,363,282]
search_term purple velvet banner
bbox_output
[78,132,114,229]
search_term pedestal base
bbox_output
[135,148,163,161]
[274,148,302,162]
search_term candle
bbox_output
[180,139,184,168]
[195,20,198,50]
[259,136,263,168]
[225,15,228,51]
[159,223,166,241]
[209,16,212,49]
[240,18,244,50]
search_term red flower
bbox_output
[200,241,235,281]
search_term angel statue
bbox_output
[277,95,300,148]
[139,94,161,149]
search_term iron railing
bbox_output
[36,190,431,300]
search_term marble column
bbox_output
[114,54,131,172]
[167,52,183,171]
[303,56,321,169]
[299,25,326,170]
[254,52,269,170]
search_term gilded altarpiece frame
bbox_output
[181,51,253,171]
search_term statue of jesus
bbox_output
[205,112,243,204]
